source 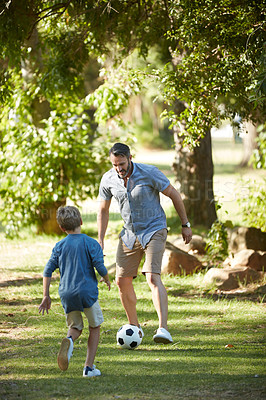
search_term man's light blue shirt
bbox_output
[99,162,170,249]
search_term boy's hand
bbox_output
[39,296,51,315]
[104,279,111,291]
[100,277,111,291]
[100,273,111,291]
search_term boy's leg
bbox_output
[85,325,100,368]
[67,327,82,341]
[58,311,83,371]
[83,300,104,377]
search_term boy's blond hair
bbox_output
[56,206,81,231]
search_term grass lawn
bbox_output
[1,232,266,400]
[1,139,265,399]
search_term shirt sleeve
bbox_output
[150,166,170,192]
[43,245,60,277]
[88,239,108,277]
[99,174,113,200]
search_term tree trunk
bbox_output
[23,27,50,127]
[172,102,217,228]
[36,201,66,235]
[240,120,258,167]
[22,27,62,234]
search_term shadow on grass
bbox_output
[0,276,43,289]
[167,286,266,303]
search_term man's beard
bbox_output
[117,160,131,179]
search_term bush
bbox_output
[238,178,266,232]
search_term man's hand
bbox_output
[182,227,193,244]
[99,239,104,250]
[38,296,51,315]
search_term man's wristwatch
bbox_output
[182,221,191,228]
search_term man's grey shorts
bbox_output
[116,228,167,278]
[66,300,104,331]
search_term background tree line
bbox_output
[0,0,265,236]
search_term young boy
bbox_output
[39,206,111,377]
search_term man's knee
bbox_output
[116,276,133,290]
[146,272,161,287]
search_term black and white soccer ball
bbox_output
[116,324,143,350]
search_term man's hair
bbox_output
[109,143,130,158]
[56,206,81,231]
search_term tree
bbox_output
[0,0,264,234]
[240,120,259,167]
[86,0,264,227]
[0,1,113,235]
[161,0,265,225]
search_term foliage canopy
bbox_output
[0,0,265,234]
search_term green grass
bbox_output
[1,232,266,400]
[1,140,266,399]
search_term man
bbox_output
[97,143,192,344]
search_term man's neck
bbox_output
[123,162,133,187]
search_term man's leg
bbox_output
[143,229,173,343]
[116,236,143,327]
[145,272,168,330]
[146,272,173,343]
[116,276,139,326]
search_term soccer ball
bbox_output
[116,324,143,350]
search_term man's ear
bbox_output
[59,225,66,232]
[80,218,83,226]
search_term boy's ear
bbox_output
[59,225,66,232]
[80,218,83,226]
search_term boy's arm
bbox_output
[39,276,52,314]
[100,273,111,291]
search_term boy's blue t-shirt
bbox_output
[43,234,108,313]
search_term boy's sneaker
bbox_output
[57,337,74,371]
[83,365,101,377]
[153,328,173,344]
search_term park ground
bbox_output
[0,138,265,400]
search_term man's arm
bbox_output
[101,272,111,291]
[97,199,111,250]
[162,184,192,244]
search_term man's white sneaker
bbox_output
[83,365,101,377]
[57,337,74,371]
[153,328,173,344]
